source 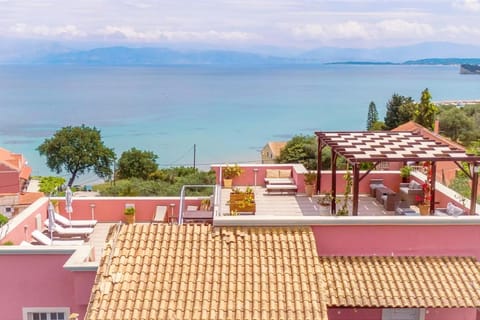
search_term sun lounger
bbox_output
[153,205,167,222]
[54,212,97,227]
[44,221,94,239]
[31,230,84,246]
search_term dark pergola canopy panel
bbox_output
[316,131,477,163]
[315,131,480,215]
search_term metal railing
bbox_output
[178,184,218,224]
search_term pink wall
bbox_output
[312,225,480,259]
[2,199,49,245]
[328,308,381,320]
[318,171,401,194]
[211,164,403,195]
[327,308,477,320]
[0,253,95,320]
[54,197,207,223]
[0,170,20,193]
[212,165,298,188]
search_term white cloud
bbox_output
[453,0,480,11]
[10,23,86,38]
[98,26,258,43]
[375,19,434,38]
[292,19,434,43]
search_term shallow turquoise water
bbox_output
[0,64,478,182]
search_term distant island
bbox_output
[460,64,480,74]
[2,42,479,66]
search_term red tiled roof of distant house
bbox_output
[393,121,465,151]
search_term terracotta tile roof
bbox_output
[85,224,328,320]
[0,147,23,171]
[18,192,44,205]
[393,121,465,151]
[320,256,480,308]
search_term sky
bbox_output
[1,0,480,50]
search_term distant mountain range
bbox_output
[2,41,479,65]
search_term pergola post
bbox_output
[429,162,436,215]
[470,163,479,215]
[331,152,337,215]
[317,142,323,194]
[352,163,360,216]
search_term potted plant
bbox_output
[222,164,243,188]
[400,165,412,182]
[304,172,317,197]
[124,206,136,224]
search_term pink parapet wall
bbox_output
[312,225,480,259]
[0,251,95,320]
[327,308,477,320]
[211,164,402,194]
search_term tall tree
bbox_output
[438,107,473,142]
[384,94,414,129]
[277,135,317,170]
[117,148,159,180]
[37,125,115,187]
[366,101,379,130]
[414,88,438,130]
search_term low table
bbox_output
[183,210,214,223]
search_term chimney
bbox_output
[434,119,440,134]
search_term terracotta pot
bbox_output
[418,204,430,215]
[305,184,314,197]
[223,178,233,188]
[125,214,135,224]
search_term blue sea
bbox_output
[0,64,478,183]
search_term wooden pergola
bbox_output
[315,131,480,215]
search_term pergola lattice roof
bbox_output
[315,130,480,215]
[316,131,478,163]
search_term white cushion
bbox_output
[446,202,463,216]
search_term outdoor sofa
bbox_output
[399,181,424,205]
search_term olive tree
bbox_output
[117,148,159,180]
[37,125,115,187]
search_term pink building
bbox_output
[0,132,479,320]
[0,147,32,194]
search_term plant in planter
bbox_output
[222,164,243,188]
[304,171,317,197]
[200,198,211,211]
[400,165,412,182]
[124,206,136,224]
[318,190,333,206]
[229,187,256,215]
[336,170,352,216]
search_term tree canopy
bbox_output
[384,94,415,129]
[414,88,438,129]
[37,125,115,187]
[276,135,317,170]
[117,148,159,180]
[366,101,379,130]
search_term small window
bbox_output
[23,308,69,320]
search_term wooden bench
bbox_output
[266,184,298,194]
